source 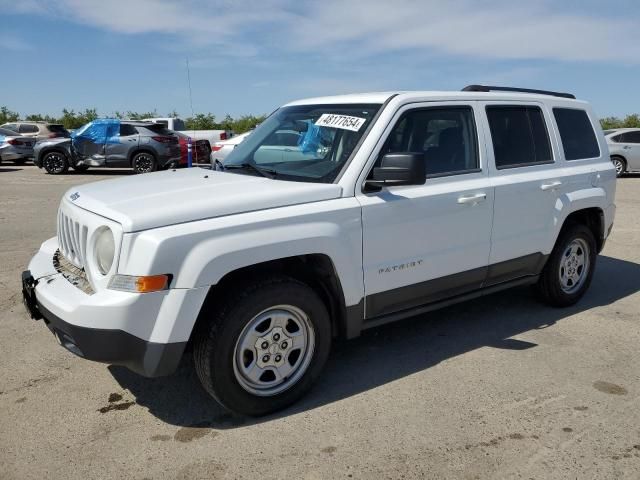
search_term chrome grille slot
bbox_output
[53,249,95,295]
[57,209,87,268]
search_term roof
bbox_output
[604,128,640,135]
[283,90,588,107]
[121,120,158,126]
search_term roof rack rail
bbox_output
[462,84,576,100]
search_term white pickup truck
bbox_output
[142,117,231,144]
[23,86,616,416]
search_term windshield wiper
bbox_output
[224,162,277,179]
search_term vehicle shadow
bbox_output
[109,255,640,429]
[0,167,24,173]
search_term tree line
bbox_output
[0,106,266,133]
[2,105,639,133]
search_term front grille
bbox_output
[57,209,88,268]
[53,249,95,295]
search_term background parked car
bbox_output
[1,121,70,142]
[0,127,35,164]
[142,117,232,144]
[605,128,640,176]
[174,132,211,165]
[209,130,253,166]
[34,120,181,174]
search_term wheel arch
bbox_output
[558,207,605,253]
[38,146,69,166]
[128,147,157,166]
[610,154,627,171]
[188,254,349,347]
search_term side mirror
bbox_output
[367,152,426,188]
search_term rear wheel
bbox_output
[193,276,332,416]
[42,151,69,175]
[611,156,626,177]
[132,152,157,174]
[536,223,597,307]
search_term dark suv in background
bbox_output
[34,120,181,174]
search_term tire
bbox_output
[611,156,626,177]
[72,164,90,172]
[193,276,332,416]
[536,223,597,307]
[42,151,69,175]
[132,152,157,174]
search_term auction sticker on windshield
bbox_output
[315,114,366,132]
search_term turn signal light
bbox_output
[108,274,171,293]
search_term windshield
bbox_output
[222,104,380,183]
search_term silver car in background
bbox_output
[210,130,253,166]
[605,128,640,176]
[0,127,35,164]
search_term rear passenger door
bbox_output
[358,103,494,318]
[481,103,562,284]
[106,124,138,167]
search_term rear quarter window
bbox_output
[553,108,600,160]
[144,124,174,135]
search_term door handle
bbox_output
[457,193,487,205]
[540,181,563,191]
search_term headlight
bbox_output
[95,227,115,275]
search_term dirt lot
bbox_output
[1,164,639,479]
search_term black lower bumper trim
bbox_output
[37,301,186,378]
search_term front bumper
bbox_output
[22,274,185,377]
[22,237,207,377]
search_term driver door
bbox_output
[357,102,494,318]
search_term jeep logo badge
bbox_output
[70,192,80,201]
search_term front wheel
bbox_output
[193,276,331,416]
[132,152,157,174]
[536,224,597,307]
[42,151,69,174]
[611,156,626,177]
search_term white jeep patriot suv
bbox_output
[22,85,616,416]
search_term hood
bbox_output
[64,168,343,232]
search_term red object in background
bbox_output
[176,134,210,165]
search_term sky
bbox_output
[1,0,639,120]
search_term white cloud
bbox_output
[3,0,639,63]
[284,0,640,63]
[0,34,33,52]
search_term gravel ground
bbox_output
[1,164,639,479]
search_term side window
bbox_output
[380,106,479,177]
[119,124,137,136]
[611,134,624,143]
[486,106,552,169]
[3,123,18,132]
[553,108,600,160]
[624,131,640,144]
[19,124,39,133]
